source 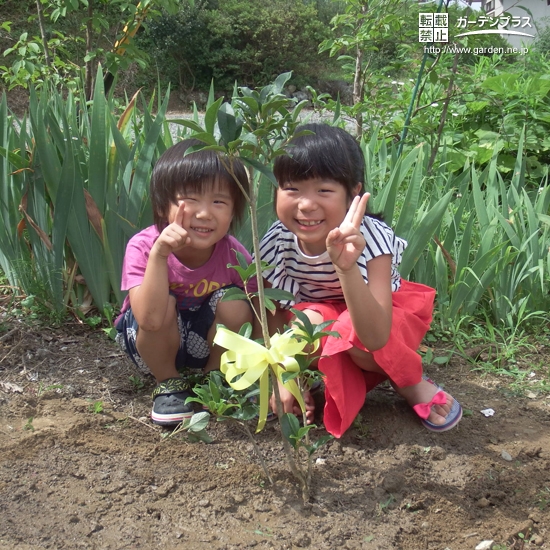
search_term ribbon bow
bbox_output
[213,327,316,432]
[412,391,447,420]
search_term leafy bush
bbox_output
[141,0,335,92]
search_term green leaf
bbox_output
[238,322,253,339]
[271,72,292,95]
[262,288,295,303]
[308,434,333,456]
[235,250,250,270]
[280,413,300,448]
[220,287,248,301]
[218,103,242,145]
[205,97,223,135]
[187,411,210,432]
[291,308,314,336]
[399,191,453,278]
[170,119,205,134]
[240,157,278,187]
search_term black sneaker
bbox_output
[151,377,194,426]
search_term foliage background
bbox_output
[1,0,550,349]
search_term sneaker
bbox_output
[151,377,194,426]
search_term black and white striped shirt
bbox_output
[258,218,406,308]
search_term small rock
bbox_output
[474,541,494,550]
[476,498,490,508]
[501,450,513,461]
[430,446,447,461]
[197,499,210,507]
[232,493,245,505]
[531,534,544,546]
[87,523,103,536]
[293,533,311,547]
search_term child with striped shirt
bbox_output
[259,123,462,437]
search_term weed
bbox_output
[535,486,550,510]
[352,413,370,439]
[37,383,64,397]
[88,400,104,414]
[160,411,212,443]
[377,494,396,515]
[517,530,536,544]
[247,525,273,537]
[23,417,34,431]
[129,375,145,392]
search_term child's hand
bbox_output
[269,380,315,424]
[153,201,191,258]
[326,193,370,272]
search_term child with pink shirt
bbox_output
[116,139,253,426]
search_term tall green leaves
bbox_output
[0,71,183,316]
[362,128,550,328]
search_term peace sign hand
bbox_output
[326,193,370,272]
[154,201,191,258]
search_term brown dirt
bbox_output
[0,317,549,550]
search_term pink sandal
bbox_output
[412,377,462,432]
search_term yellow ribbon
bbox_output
[213,327,316,432]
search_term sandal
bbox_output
[412,376,462,433]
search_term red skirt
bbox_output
[292,280,436,438]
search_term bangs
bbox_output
[273,141,349,185]
[273,123,365,196]
[172,149,236,194]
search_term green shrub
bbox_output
[141,0,335,93]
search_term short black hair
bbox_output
[273,123,366,199]
[150,139,249,232]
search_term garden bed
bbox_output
[0,318,549,549]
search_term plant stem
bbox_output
[234,419,273,485]
[270,370,308,496]
[35,0,51,68]
[427,51,460,174]
[248,174,271,348]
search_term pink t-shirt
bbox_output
[118,225,256,319]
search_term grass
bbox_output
[422,308,550,397]
[88,400,104,414]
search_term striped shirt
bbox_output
[258,218,406,308]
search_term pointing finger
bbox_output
[351,193,369,228]
[174,200,186,227]
[342,196,360,226]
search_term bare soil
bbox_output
[0,317,549,550]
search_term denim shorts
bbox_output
[115,288,227,376]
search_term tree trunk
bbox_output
[85,0,94,100]
[353,45,364,138]
[352,3,368,138]
[35,0,51,68]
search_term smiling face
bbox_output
[166,181,234,262]
[276,178,361,256]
